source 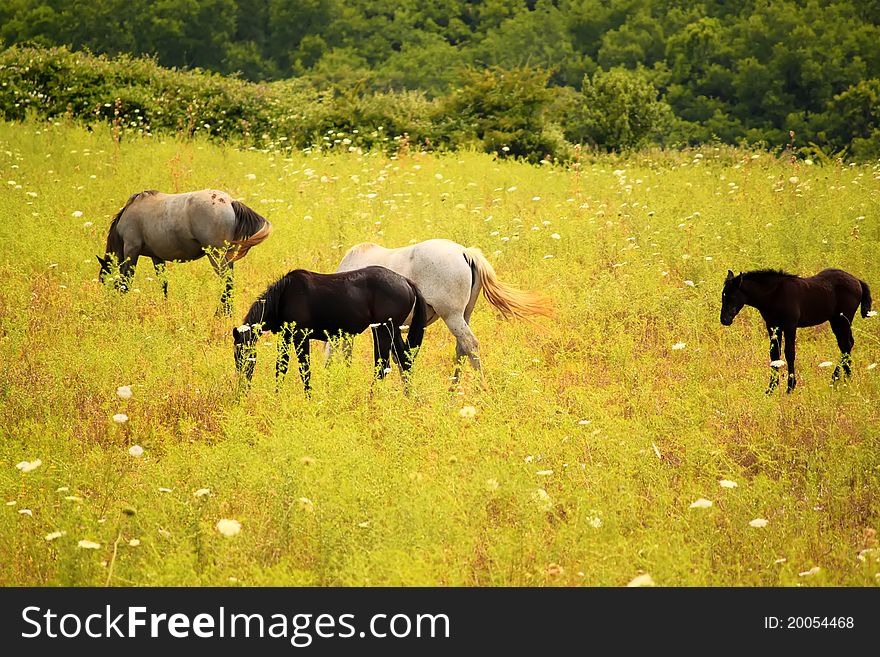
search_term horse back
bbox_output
[790,269,863,326]
[338,240,471,318]
[116,189,236,261]
[282,268,415,336]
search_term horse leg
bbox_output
[830,315,855,382]
[295,331,312,394]
[388,324,416,394]
[443,314,482,387]
[120,245,140,292]
[324,333,354,367]
[275,324,293,389]
[151,258,168,298]
[766,325,782,394]
[371,325,393,380]
[208,254,234,316]
[783,325,797,393]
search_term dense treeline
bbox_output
[1,0,879,158]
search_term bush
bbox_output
[567,67,672,151]
[437,66,562,162]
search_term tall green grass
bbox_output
[1,121,879,586]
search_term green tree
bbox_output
[571,66,670,150]
[439,65,561,161]
[825,78,880,158]
[477,0,589,86]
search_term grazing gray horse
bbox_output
[98,189,272,313]
[329,239,553,383]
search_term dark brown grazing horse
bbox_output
[234,266,427,393]
[720,268,872,393]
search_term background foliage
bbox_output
[1,0,880,158]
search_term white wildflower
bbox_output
[216,518,241,537]
[627,573,655,587]
[15,459,42,473]
[689,498,713,509]
[532,488,552,511]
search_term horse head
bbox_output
[720,270,745,326]
[96,254,129,291]
[233,323,260,381]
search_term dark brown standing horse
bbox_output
[234,266,428,393]
[720,268,872,393]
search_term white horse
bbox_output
[329,239,553,382]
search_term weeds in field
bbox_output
[0,121,879,586]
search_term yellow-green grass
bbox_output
[1,121,879,586]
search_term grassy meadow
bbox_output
[1,120,879,586]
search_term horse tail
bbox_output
[227,201,272,263]
[406,283,428,356]
[860,279,872,318]
[462,247,554,321]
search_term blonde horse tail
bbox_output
[227,201,273,263]
[463,247,554,321]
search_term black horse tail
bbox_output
[860,279,872,318]
[228,201,272,263]
[406,284,428,357]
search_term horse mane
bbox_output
[349,242,380,255]
[243,271,299,328]
[105,190,159,255]
[741,269,798,281]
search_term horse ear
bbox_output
[726,270,734,281]
[96,255,106,266]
